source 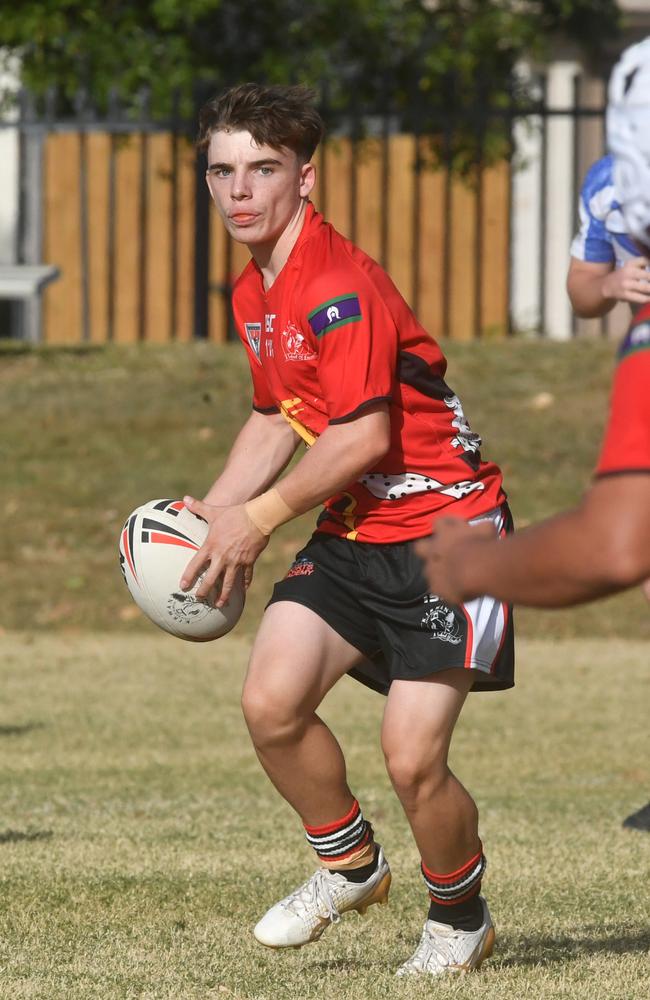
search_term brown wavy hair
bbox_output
[197,83,325,162]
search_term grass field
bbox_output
[1,338,648,641]
[1,633,648,999]
[1,338,648,998]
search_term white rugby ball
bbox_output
[118,498,245,641]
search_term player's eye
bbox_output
[208,167,231,178]
[258,166,273,176]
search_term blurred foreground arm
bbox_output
[567,257,650,318]
[417,475,650,608]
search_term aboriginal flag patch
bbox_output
[308,294,362,337]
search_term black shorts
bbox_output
[267,505,515,696]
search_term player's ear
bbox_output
[299,161,316,198]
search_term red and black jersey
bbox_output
[596,302,650,478]
[232,203,505,542]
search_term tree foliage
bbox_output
[0,1,621,167]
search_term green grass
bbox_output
[1,341,648,997]
[0,338,648,640]
[0,632,647,999]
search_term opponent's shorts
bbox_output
[267,504,515,695]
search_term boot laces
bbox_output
[405,924,462,971]
[282,869,343,925]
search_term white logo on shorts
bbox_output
[421,602,462,644]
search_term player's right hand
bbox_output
[179,496,268,607]
[601,256,650,305]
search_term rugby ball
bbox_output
[118,498,245,641]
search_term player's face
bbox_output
[205,129,315,249]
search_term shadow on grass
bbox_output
[0,722,45,737]
[0,829,53,844]
[497,927,650,966]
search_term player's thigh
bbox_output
[381,668,474,772]
[245,600,368,715]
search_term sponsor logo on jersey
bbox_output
[281,321,317,361]
[620,320,650,360]
[245,322,262,363]
[285,557,315,578]
[307,294,362,337]
[421,599,462,644]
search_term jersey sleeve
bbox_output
[595,316,650,476]
[570,158,616,264]
[303,270,397,423]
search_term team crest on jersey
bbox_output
[421,600,462,644]
[307,294,362,337]
[245,322,262,363]
[281,321,317,361]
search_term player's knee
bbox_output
[382,742,448,803]
[241,681,304,749]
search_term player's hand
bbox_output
[601,257,650,305]
[415,517,497,604]
[179,495,268,607]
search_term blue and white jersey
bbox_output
[570,154,640,266]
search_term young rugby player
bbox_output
[417,39,650,829]
[180,82,515,977]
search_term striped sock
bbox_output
[304,799,374,870]
[421,847,486,931]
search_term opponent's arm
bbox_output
[567,257,650,317]
[416,474,650,608]
[183,402,391,605]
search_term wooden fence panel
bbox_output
[480,161,510,337]
[86,133,110,343]
[417,148,446,342]
[43,133,83,344]
[175,139,197,342]
[144,133,173,343]
[42,131,510,344]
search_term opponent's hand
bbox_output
[179,495,268,607]
[601,257,650,305]
[415,517,497,604]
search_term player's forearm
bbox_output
[275,405,391,516]
[567,272,616,318]
[203,411,299,506]
[450,493,650,607]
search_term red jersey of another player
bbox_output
[596,302,650,477]
[232,203,505,543]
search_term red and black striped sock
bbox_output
[421,846,486,931]
[304,799,374,872]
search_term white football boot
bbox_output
[396,897,495,977]
[253,845,391,948]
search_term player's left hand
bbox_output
[179,495,269,606]
[415,517,496,604]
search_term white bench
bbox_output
[0,264,60,342]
